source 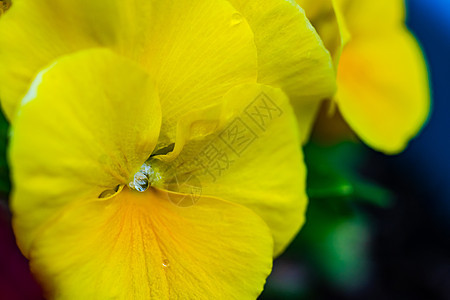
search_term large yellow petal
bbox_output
[227,0,336,103]
[28,188,273,299]
[154,84,307,256]
[0,0,153,120]
[336,32,430,154]
[10,49,161,254]
[0,0,257,125]
[0,0,262,137]
[141,0,258,145]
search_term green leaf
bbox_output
[0,108,10,196]
[304,141,392,207]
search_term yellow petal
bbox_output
[0,0,257,125]
[27,188,273,299]
[156,103,228,163]
[336,32,430,154]
[241,0,335,142]
[297,0,337,57]
[0,0,153,120]
[298,0,429,150]
[294,0,348,141]
[154,84,307,256]
[141,0,258,145]
[10,49,161,254]
[294,100,323,143]
[228,0,335,102]
[300,0,406,59]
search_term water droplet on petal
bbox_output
[230,13,243,26]
[162,259,170,268]
[128,162,161,192]
[128,171,149,192]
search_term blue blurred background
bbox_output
[401,0,450,229]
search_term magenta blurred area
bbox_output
[0,204,43,300]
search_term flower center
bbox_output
[128,162,161,192]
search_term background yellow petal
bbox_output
[334,0,405,36]
[336,32,430,154]
[296,0,331,20]
[294,0,342,141]
[228,0,336,103]
[300,0,407,61]
[298,0,430,150]
[28,188,273,299]
[141,0,258,146]
[154,84,307,256]
[226,0,337,142]
[0,0,152,120]
[10,49,161,254]
[297,0,342,61]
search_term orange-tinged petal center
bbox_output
[28,188,273,299]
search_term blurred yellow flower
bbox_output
[298,0,430,153]
[0,0,336,298]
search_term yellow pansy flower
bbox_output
[0,0,336,298]
[297,0,430,153]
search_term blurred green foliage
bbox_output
[305,142,391,208]
[0,109,10,196]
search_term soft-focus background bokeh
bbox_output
[0,0,449,299]
[262,0,450,299]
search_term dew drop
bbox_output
[230,13,243,26]
[128,162,161,192]
[162,259,170,268]
[128,171,149,192]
